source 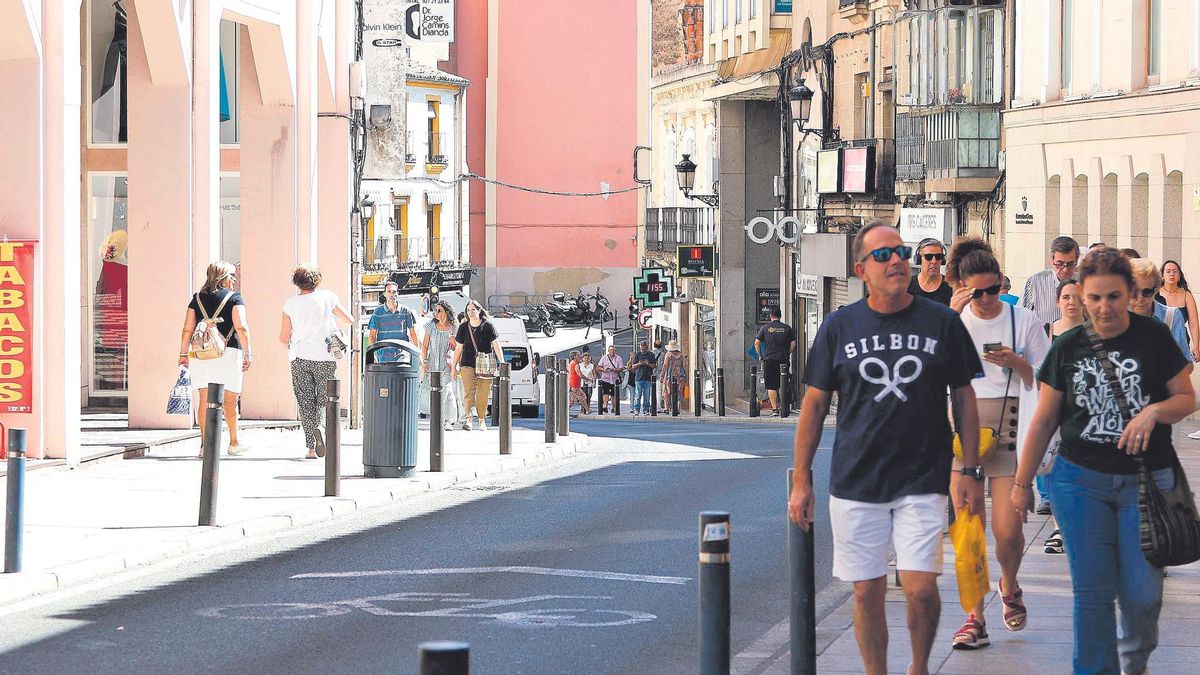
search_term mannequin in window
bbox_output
[95,1,128,142]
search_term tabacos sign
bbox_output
[0,241,34,413]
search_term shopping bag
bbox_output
[166,367,192,416]
[948,506,991,613]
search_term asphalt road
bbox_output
[0,418,836,675]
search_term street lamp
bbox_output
[360,195,376,221]
[788,79,814,128]
[675,154,719,207]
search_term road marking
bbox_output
[291,566,691,585]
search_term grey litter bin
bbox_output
[363,339,421,478]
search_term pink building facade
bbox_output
[442,0,649,305]
[0,1,355,461]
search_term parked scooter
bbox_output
[543,291,595,326]
[500,304,557,337]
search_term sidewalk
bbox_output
[811,421,1200,674]
[0,420,585,606]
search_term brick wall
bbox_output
[652,0,704,75]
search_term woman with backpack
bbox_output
[178,261,252,457]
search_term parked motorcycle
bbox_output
[592,291,615,323]
[543,291,594,326]
[500,304,557,337]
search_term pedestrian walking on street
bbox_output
[179,261,253,457]
[1130,258,1192,361]
[660,341,688,412]
[421,300,461,431]
[998,275,1019,306]
[1013,247,1197,675]
[1021,236,1080,331]
[577,352,596,406]
[788,220,985,675]
[1155,260,1200,363]
[596,344,625,413]
[629,341,657,415]
[754,307,796,416]
[907,237,953,306]
[280,264,353,459]
[367,280,418,362]
[567,350,591,415]
[945,237,1051,649]
[451,300,506,431]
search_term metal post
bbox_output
[716,367,726,417]
[671,378,680,417]
[544,355,557,443]
[788,469,816,675]
[650,379,658,417]
[693,369,702,417]
[780,363,791,418]
[596,372,604,416]
[556,371,569,436]
[419,640,469,675]
[699,511,731,675]
[749,366,760,417]
[198,383,225,526]
[498,364,512,455]
[430,371,444,472]
[325,379,341,497]
[489,376,501,428]
[613,374,622,416]
[4,428,26,574]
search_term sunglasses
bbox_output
[862,245,913,263]
[971,284,1003,298]
[1136,287,1158,299]
[921,253,945,262]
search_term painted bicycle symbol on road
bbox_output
[199,591,657,628]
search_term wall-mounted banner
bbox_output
[634,268,675,309]
[0,241,35,414]
[774,0,793,12]
[898,207,956,249]
[677,245,716,278]
[404,0,455,42]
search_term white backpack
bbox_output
[189,292,234,360]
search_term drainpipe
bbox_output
[867,10,876,138]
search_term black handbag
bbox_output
[1083,322,1200,567]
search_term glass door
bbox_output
[88,174,129,396]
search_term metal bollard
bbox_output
[556,370,569,436]
[430,371,444,472]
[325,379,341,497]
[699,511,731,675]
[4,428,26,574]
[490,376,501,428]
[650,379,658,417]
[788,469,816,675]
[544,356,557,443]
[596,374,604,416]
[693,369,702,417]
[749,366,759,417]
[419,640,469,675]
[498,363,512,455]
[780,363,791,418]
[198,382,225,526]
[716,367,726,417]
[613,377,622,416]
[671,379,680,417]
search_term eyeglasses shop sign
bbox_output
[898,208,955,248]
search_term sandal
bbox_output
[952,614,990,650]
[1000,583,1028,632]
[1044,529,1064,554]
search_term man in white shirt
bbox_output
[1021,237,1080,330]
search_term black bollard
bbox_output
[419,641,469,675]
[198,382,225,526]
[556,370,569,436]
[699,511,731,675]
[716,367,726,417]
[788,469,816,675]
[650,379,658,417]
[4,428,26,574]
[324,379,341,497]
[613,377,622,416]
[596,373,604,415]
[671,378,680,417]
[544,356,557,443]
[490,376,501,428]
[693,369,702,417]
[749,366,759,417]
[779,363,791,418]
[430,371,444,472]
[499,364,512,455]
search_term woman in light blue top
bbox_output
[1130,258,1191,360]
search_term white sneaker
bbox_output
[1188,429,1200,440]
[461,420,472,431]
[478,420,488,431]
[227,444,250,456]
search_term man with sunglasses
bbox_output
[907,237,953,305]
[1021,236,1080,331]
[789,221,984,675]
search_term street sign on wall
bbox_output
[677,245,716,278]
[404,0,455,42]
[756,288,780,325]
[634,268,675,309]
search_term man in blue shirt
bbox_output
[367,281,418,362]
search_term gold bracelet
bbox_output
[1013,481,1032,490]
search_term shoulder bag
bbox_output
[467,321,499,378]
[1083,320,1200,567]
[953,304,1016,461]
[189,291,235,360]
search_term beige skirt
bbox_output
[952,396,1019,478]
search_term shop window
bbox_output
[219,175,241,270]
[90,0,129,144]
[219,20,241,144]
[89,174,129,394]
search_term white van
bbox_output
[490,317,539,417]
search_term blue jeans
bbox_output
[633,381,652,413]
[1050,456,1176,675]
[1035,473,1051,504]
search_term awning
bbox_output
[704,30,790,101]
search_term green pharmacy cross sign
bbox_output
[634,268,675,309]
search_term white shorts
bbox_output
[829,493,945,582]
[189,347,244,395]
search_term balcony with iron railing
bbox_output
[367,235,455,268]
[895,103,1001,190]
[426,132,448,166]
[404,131,417,165]
[644,206,716,252]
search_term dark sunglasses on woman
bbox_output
[862,245,913,263]
[971,284,1003,299]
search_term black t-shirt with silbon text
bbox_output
[188,289,244,350]
[456,320,499,364]
[1038,313,1190,474]
[907,275,953,306]
[756,320,796,361]
[803,297,983,503]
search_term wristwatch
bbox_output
[960,466,985,481]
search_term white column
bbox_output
[193,0,221,275]
[295,0,319,263]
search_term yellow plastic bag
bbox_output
[948,507,991,613]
